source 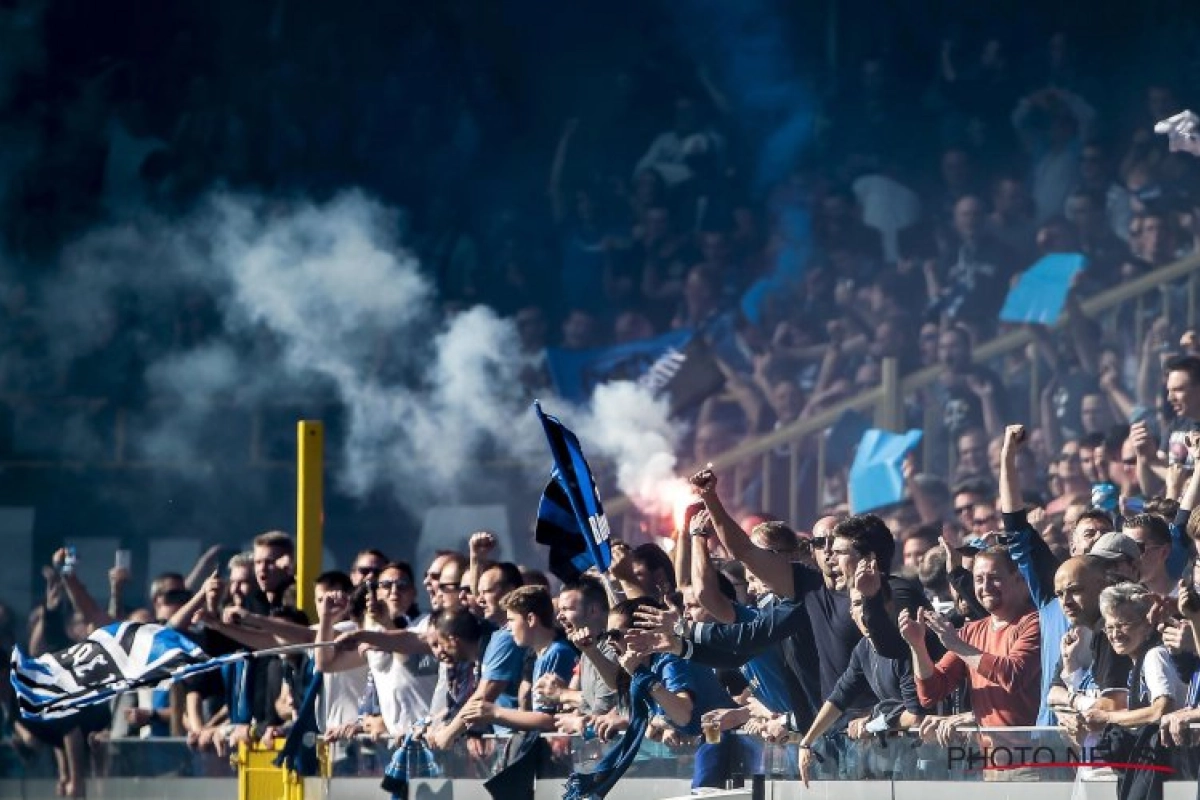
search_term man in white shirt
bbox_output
[323,562,438,740]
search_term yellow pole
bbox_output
[296,421,324,619]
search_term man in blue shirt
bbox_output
[462,586,577,731]
[688,517,801,720]
[612,598,737,791]
[438,562,525,747]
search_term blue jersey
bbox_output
[732,602,794,714]
[650,653,735,736]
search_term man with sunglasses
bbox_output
[952,480,996,530]
[1121,514,1173,596]
[632,470,931,777]
[421,551,452,606]
[432,555,468,614]
[350,549,388,587]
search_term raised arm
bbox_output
[690,468,796,599]
[223,609,314,646]
[313,591,365,673]
[167,572,221,631]
[1098,363,1136,423]
[688,598,810,661]
[54,550,114,631]
[691,524,737,624]
[1000,424,1060,607]
[107,567,129,621]
[998,424,1025,515]
[184,545,225,592]
[1132,421,1165,496]
[468,531,497,598]
[673,513,693,592]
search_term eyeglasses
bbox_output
[355,566,382,576]
[377,579,413,592]
[438,583,460,592]
[1121,457,1138,466]
[1103,620,1142,635]
[972,516,998,526]
[458,585,473,595]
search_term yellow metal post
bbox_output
[296,421,324,620]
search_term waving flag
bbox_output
[11,622,207,720]
[533,401,612,583]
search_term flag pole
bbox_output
[596,571,622,607]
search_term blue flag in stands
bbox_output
[10,622,209,720]
[533,401,612,583]
[848,428,924,514]
[999,253,1087,325]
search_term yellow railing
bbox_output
[612,249,1200,526]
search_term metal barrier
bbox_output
[3,727,1200,800]
[605,249,1200,526]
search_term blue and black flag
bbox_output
[533,401,612,584]
[10,622,209,720]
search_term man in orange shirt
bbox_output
[899,546,1040,746]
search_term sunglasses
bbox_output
[1121,457,1138,466]
[377,579,413,592]
[811,536,829,549]
[954,505,974,516]
[438,582,460,592]
[972,516,998,526]
[355,566,382,576]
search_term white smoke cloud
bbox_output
[35,189,688,518]
[568,382,688,517]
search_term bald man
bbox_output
[1045,556,1130,723]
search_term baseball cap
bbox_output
[1089,532,1141,562]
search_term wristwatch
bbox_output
[672,616,691,640]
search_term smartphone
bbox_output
[115,549,132,571]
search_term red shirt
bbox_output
[916,609,1041,727]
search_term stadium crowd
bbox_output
[11,391,1200,793]
[4,0,1200,797]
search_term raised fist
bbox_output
[689,468,718,498]
[469,531,497,558]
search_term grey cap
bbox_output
[1089,532,1141,562]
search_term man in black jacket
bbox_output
[630,469,933,772]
